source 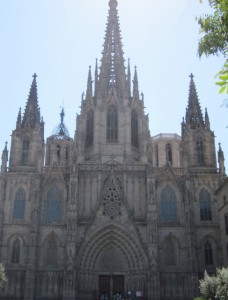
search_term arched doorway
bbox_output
[76,225,147,300]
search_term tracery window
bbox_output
[196,137,204,166]
[22,138,29,165]
[45,186,62,224]
[46,235,58,266]
[131,110,139,147]
[13,188,25,220]
[160,185,177,223]
[86,110,94,147]
[103,178,121,219]
[164,238,177,266]
[166,143,173,165]
[11,238,20,264]
[107,105,118,143]
[204,241,213,265]
[199,188,212,221]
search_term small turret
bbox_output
[218,143,226,175]
[133,66,140,100]
[1,142,8,173]
[86,66,93,100]
[16,107,22,129]
[205,108,210,130]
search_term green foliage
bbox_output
[197,0,228,57]
[197,0,228,93]
[198,268,228,300]
[0,263,7,287]
[216,56,228,94]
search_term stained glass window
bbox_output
[86,110,94,147]
[131,110,138,147]
[11,238,20,264]
[160,185,177,223]
[205,241,213,265]
[45,186,62,224]
[107,105,118,143]
[199,188,212,221]
[13,188,25,220]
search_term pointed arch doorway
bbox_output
[98,247,125,299]
[77,225,148,300]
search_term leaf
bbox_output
[219,85,227,93]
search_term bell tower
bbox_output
[181,74,217,169]
[75,0,150,164]
[9,74,44,173]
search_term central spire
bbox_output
[98,0,127,97]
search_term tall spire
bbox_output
[185,74,204,128]
[133,66,140,99]
[22,73,41,129]
[205,108,210,130]
[98,0,126,96]
[86,66,93,99]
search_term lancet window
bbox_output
[131,110,139,147]
[86,110,94,147]
[166,143,173,165]
[199,188,212,221]
[45,186,62,224]
[107,105,118,143]
[22,138,29,165]
[13,188,26,220]
[196,137,204,166]
[204,241,213,265]
[11,238,21,264]
[225,215,228,235]
[160,185,177,223]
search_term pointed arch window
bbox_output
[166,143,173,165]
[155,144,159,166]
[199,188,212,221]
[204,241,213,265]
[107,105,118,143]
[196,137,204,166]
[11,238,20,264]
[131,110,139,148]
[224,215,228,235]
[46,235,58,266]
[160,185,177,223]
[22,138,29,165]
[164,238,177,266]
[13,188,25,220]
[45,186,62,224]
[86,110,94,147]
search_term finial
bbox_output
[189,73,194,80]
[33,73,37,80]
[4,141,8,150]
[60,107,65,125]
[109,0,118,9]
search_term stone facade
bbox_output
[0,1,227,300]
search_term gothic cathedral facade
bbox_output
[0,1,227,300]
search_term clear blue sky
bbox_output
[0,0,227,169]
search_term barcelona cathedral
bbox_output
[0,0,228,299]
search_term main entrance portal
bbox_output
[99,275,124,299]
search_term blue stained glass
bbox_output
[160,185,177,223]
[13,188,25,220]
[45,186,62,223]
